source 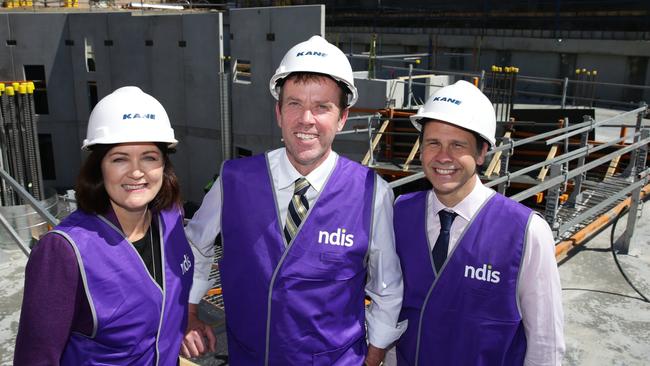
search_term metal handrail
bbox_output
[0,211,31,256]
[0,167,59,255]
[510,135,650,202]
[0,168,58,227]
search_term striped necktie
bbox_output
[284,178,310,243]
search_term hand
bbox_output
[364,344,386,366]
[181,304,217,358]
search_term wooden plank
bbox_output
[485,132,511,177]
[537,145,559,181]
[605,155,621,178]
[362,111,393,165]
[402,138,420,171]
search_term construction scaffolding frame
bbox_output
[364,103,649,258]
[376,60,650,111]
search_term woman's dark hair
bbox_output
[75,143,181,214]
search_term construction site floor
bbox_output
[0,204,648,365]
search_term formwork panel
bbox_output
[68,12,114,111]
[106,13,151,91]
[179,13,222,130]
[230,6,275,155]
[229,5,324,155]
[65,13,117,188]
[0,14,10,80]
[176,13,224,203]
[147,14,186,127]
[180,134,223,204]
[1,12,225,203]
[145,13,224,203]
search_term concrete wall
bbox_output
[575,54,628,104]
[1,13,82,195]
[1,12,224,204]
[3,10,647,208]
[229,5,324,156]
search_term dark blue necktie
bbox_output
[432,210,457,273]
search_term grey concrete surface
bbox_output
[559,203,650,365]
[0,243,27,365]
[0,201,648,365]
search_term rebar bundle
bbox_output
[0,81,43,206]
[485,65,519,122]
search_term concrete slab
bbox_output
[187,200,650,366]
[0,202,648,365]
[0,242,27,365]
[559,203,650,365]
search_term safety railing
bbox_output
[0,167,59,256]
[374,62,649,111]
[370,103,648,253]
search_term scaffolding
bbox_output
[358,101,648,260]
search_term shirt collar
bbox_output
[275,148,338,193]
[429,175,494,222]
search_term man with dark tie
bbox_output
[393,80,565,365]
[182,35,405,366]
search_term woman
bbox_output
[14,86,194,365]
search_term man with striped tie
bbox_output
[392,80,564,365]
[182,35,406,366]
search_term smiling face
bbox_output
[420,120,488,207]
[276,75,348,176]
[101,143,164,216]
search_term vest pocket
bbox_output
[285,252,364,281]
[462,287,521,322]
[312,334,366,366]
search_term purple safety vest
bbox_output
[53,207,193,366]
[394,191,531,366]
[220,153,375,366]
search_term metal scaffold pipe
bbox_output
[0,167,58,227]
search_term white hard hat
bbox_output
[410,80,496,148]
[269,35,358,107]
[82,86,178,150]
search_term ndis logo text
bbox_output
[464,263,500,283]
[318,228,354,247]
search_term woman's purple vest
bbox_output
[394,191,531,366]
[52,207,193,366]
[220,154,375,366]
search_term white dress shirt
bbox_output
[185,148,406,349]
[425,176,565,365]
